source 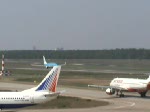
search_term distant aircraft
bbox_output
[88,76,150,97]
[0,66,63,109]
[31,56,66,69]
[43,56,58,68]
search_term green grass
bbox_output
[13,70,148,88]
[25,96,109,109]
[3,59,150,88]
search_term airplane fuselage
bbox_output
[110,78,150,92]
[0,91,57,109]
[44,63,58,68]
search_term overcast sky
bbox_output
[0,0,150,50]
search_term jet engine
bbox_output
[106,88,115,95]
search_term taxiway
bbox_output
[0,82,150,112]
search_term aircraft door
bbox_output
[30,95,34,103]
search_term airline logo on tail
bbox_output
[36,66,61,92]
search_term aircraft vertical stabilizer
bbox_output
[22,66,61,93]
[35,66,61,92]
[43,56,47,65]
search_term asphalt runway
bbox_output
[0,82,150,112]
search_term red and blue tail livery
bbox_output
[35,66,61,92]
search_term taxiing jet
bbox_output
[0,66,63,109]
[88,76,150,97]
[31,56,66,69]
[43,56,58,68]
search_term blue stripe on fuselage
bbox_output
[0,104,37,109]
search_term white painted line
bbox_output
[114,101,135,109]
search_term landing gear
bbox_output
[119,94,125,97]
[140,92,147,97]
[116,90,125,97]
[116,92,119,96]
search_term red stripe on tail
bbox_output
[49,74,58,92]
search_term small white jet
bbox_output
[88,76,150,97]
[0,66,63,109]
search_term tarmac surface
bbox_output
[0,82,150,112]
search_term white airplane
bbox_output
[0,66,63,109]
[88,76,150,97]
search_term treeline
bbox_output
[0,48,150,59]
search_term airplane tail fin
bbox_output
[35,66,61,92]
[43,56,47,65]
[22,66,61,93]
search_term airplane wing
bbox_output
[44,92,60,97]
[31,62,66,67]
[31,63,57,68]
[31,64,44,67]
[88,84,127,91]
[61,62,66,66]
[44,90,66,97]
[88,84,109,88]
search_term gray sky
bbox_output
[0,0,150,50]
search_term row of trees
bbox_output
[0,48,150,59]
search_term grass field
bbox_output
[6,59,150,72]
[25,96,109,109]
[1,59,150,88]
[0,59,150,109]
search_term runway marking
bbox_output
[114,101,135,109]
